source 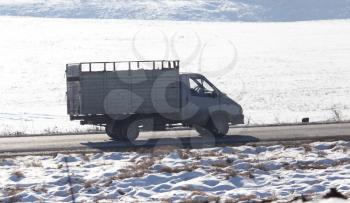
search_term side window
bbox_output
[189,77,216,97]
[189,78,198,91]
[189,78,202,96]
[202,80,215,94]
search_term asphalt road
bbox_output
[0,123,349,155]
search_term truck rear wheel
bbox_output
[106,119,143,141]
[105,122,123,140]
[121,120,140,142]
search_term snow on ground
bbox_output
[0,16,350,134]
[0,141,350,202]
[1,0,350,22]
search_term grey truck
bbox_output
[66,60,244,141]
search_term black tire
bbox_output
[210,113,229,136]
[194,125,213,137]
[195,114,229,137]
[122,120,140,142]
[105,122,123,140]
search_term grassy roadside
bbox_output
[1,120,350,138]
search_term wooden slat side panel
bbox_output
[79,69,180,115]
[80,72,105,114]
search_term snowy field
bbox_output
[1,0,350,22]
[0,141,350,202]
[0,16,350,134]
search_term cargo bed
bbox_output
[66,60,180,118]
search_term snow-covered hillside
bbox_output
[1,141,350,202]
[0,16,350,134]
[0,0,350,22]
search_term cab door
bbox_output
[181,74,219,125]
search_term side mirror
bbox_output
[212,92,218,98]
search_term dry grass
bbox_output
[11,170,25,178]
[282,161,348,170]
[333,159,350,167]
[80,154,90,162]
[302,144,313,153]
[32,184,48,193]
[181,150,202,160]
[282,162,328,170]
[177,149,190,159]
[267,192,279,202]
[116,168,145,180]
[211,161,229,168]
[224,168,237,180]
[222,198,236,203]
[317,150,328,158]
[130,145,182,161]
[295,164,328,170]
[93,195,115,202]
[240,171,255,179]
[25,160,43,168]
[281,162,293,170]
[211,157,234,168]
[57,163,63,169]
[179,191,220,203]
[237,154,249,159]
[160,163,198,174]
[236,194,257,202]
[4,186,24,203]
[137,157,156,168]
[160,198,173,203]
[209,167,237,180]
[6,186,24,196]
[103,179,113,187]
[151,146,179,156]
[115,157,155,180]
[200,150,222,157]
[0,131,25,136]
[255,162,268,171]
[0,126,104,137]
[194,153,202,160]
[331,145,348,153]
[42,126,64,135]
[84,179,98,189]
[146,148,225,163]
[331,106,342,121]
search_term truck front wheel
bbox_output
[195,114,229,137]
[211,114,230,136]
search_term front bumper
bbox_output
[229,114,244,125]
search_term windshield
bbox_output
[189,75,219,97]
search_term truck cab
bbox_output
[66,60,244,141]
[180,73,244,136]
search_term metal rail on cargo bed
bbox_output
[67,60,180,72]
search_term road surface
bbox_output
[0,123,349,155]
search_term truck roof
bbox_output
[67,60,180,72]
[180,73,203,77]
